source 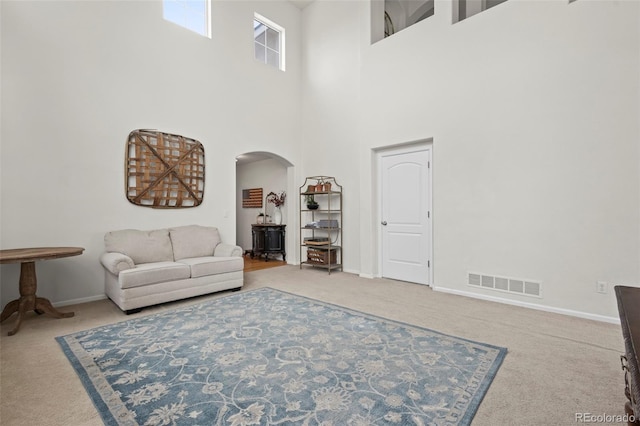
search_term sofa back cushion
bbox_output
[170,225,221,261]
[105,229,174,264]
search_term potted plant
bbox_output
[266,191,286,225]
[266,191,286,208]
[305,194,319,210]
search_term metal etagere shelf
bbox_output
[299,176,342,274]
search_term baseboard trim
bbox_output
[53,294,107,308]
[432,286,620,324]
[359,272,375,279]
[49,283,619,324]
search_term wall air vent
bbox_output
[468,273,481,286]
[524,281,541,296]
[495,277,509,291]
[468,272,541,298]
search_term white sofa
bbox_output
[100,225,243,313]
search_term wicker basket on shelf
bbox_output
[307,248,337,265]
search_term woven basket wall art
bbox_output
[125,129,205,208]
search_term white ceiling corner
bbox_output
[288,0,315,10]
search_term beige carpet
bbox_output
[0,266,625,425]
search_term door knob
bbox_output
[381,221,387,226]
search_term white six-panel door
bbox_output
[380,147,431,285]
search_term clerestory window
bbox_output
[254,13,285,71]
[163,0,211,37]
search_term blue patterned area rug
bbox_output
[57,287,506,426]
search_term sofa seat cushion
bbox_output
[119,262,191,289]
[105,229,174,264]
[170,225,221,261]
[178,256,243,278]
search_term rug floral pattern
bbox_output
[57,288,506,426]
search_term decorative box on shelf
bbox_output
[307,247,338,265]
[304,237,330,246]
[318,220,339,228]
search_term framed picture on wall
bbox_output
[242,188,263,208]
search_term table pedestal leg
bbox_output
[0,299,20,322]
[0,261,74,336]
[34,297,74,319]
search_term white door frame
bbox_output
[376,141,433,287]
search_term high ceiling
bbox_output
[289,0,314,9]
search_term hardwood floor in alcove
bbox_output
[243,253,286,272]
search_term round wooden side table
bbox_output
[0,247,84,336]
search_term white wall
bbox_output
[303,0,640,319]
[2,0,638,321]
[236,158,288,253]
[0,0,302,307]
[300,0,361,274]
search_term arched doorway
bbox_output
[235,152,295,262]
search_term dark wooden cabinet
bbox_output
[615,285,640,425]
[251,224,286,261]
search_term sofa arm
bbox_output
[100,252,135,275]
[214,243,243,257]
